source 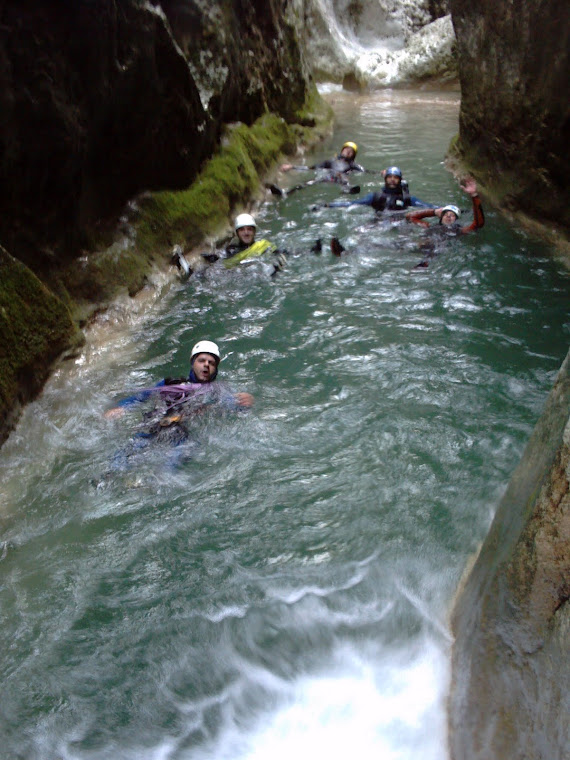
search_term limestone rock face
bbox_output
[0,0,311,271]
[0,0,312,447]
[0,0,210,269]
[449,350,570,760]
[160,0,311,124]
[296,0,454,88]
[449,0,570,233]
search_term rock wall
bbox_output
[449,0,570,238]
[0,0,318,446]
[296,0,455,89]
[0,245,81,440]
[449,349,570,760]
[0,0,313,273]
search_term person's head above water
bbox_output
[384,166,403,189]
[190,340,221,383]
[439,204,461,226]
[235,213,256,246]
[339,141,358,161]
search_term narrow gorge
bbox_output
[0,3,568,759]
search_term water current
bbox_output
[1,90,569,759]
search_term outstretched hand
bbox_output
[235,392,254,408]
[104,407,125,419]
[461,177,478,196]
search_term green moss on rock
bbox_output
[0,245,82,444]
[134,113,297,254]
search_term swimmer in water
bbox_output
[405,178,484,270]
[171,214,287,280]
[104,341,253,470]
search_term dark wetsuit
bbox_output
[287,156,366,190]
[327,182,434,211]
[294,157,366,176]
[406,194,485,267]
[406,195,485,233]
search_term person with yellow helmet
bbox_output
[267,140,366,198]
[280,140,363,174]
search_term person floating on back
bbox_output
[172,214,287,280]
[104,340,253,470]
[267,141,366,197]
[319,166,434,213]
[405,177,484,270]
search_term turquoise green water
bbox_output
[0,91,569,760]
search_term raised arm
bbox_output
[406,208,436,228]
[459,178,485,233]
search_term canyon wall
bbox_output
[0,0,318,445]
[448,5,570,756]
[449,0,570,241]
[449,349,570,759]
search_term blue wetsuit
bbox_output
[110,373,243,470]
[326,184,435,211]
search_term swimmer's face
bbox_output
[385,174,401,189]
[191,353,218,382]
[441,210,458,226]
[237,225,255,245]
[340,146,355,161]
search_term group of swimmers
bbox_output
[172,140,484,276]
[107,142,486,460]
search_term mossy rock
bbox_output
[134,113,298,254]
[133,92,333,257]
[0,245,82,444]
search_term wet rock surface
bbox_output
[0,0,311,273]
[449,350,570,760]
[449,0,570,237]
[0,0,313,444]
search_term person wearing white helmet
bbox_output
[104,339,253,421]
[405,178,485,269]
[172,213,286,278]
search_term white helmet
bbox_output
[191,340,221,364]
[235,213,256,232]
[439,204,461,222]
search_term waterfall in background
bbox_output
[298,0,455,87]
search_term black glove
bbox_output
[201,253,220,263]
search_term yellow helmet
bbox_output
[342,141,358,156]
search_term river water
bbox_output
[1,90,569,760]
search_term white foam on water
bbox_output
[198,639,449,760]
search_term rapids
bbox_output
[0,90,569,760]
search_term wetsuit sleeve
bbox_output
[406,209,435,228]
[460,195,485,234]
[410,196,437,208]
[116,379,166,408]
[310,160,334,170]
[327,192,376,208]
[215,383,250,411]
